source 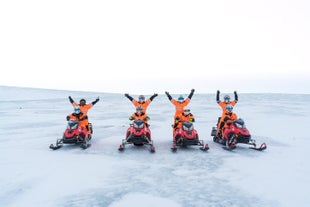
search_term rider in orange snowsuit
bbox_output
[69,96,99,114]
[216,90,238,116]
[68,96,99,135]
[165,89,195,120]
[129,106,150,126]
[124,93,158,113]
[66,106,89,131]
[217,104,238,136]
[173,108,195,129]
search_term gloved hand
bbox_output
[191,89,195,93]
[217,90,220,94]
[153,93,158,97]
[68,96,74,103]
[234,91,238,102]
[125,93,129,98]
[96,96,100,102]
[144,117,150,121]
[165,91,169,95]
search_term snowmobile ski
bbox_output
[249,142,267,151]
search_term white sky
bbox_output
[0,0,309,94]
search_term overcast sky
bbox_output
[0,0,309,94]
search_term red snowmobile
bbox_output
[49,120,92,150]
[211,118,266,151]
[171,121,209,152]
[119,119,155,152]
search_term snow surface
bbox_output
[0,86,309,207]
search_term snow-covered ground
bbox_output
[0,86,309,207]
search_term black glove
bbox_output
[234,91,238,102]
[150,93,158,101]
[216,90,220,103]
[188,89,195,99]
[68,96,74,104]
[66,116,70,121]
[92,97,99,105]
[165,91,172,100]
[124,93,133,101]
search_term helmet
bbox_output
[136,106,143,112]
[224,95,230,103]
[183,108,190,115]
[80,99,86,105]
[178,95,184,102]
[138,95,145,102]
[226,104,233,113]
[74,106,81,114]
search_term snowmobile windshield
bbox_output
[234,119,245,128]
[133,119,145,129]
[182,122,194,131]
[67,120,78,129]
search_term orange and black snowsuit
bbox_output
[66,112,89,132]
[125,94,158,113]
[165,89,195,120]
[216,91,238,116]
[68,96,99,132]
[173,112,195,129]
[217,111,238,135]
[129,112,150,125]
[69,96,99,115]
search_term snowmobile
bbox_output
[49,120,92,150]
[171,121,209,152]
[119,119,155,152]
[211,118,267,151]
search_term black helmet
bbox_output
[80,99,86,105]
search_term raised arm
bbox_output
[216,90,220,103]
[165,91,172,101]
[149,93,158,101]
[188,89,195,99]
[92,97,100,105]
[234,91,238,103]
[68,96,74,104]
[125,93,134,101]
